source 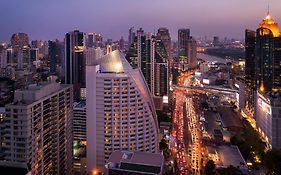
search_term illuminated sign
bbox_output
[202,79,210,85]
[195,72,202,77]
[257,94,271,115]
[163,96,168,104]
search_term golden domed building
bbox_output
[259,13,280,37]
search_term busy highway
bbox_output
[171,71,205,174]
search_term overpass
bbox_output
[172,84,238,94]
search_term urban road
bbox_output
[171,72,206,175]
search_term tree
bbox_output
[159,139,168,151]
[204,160,216,175]
[264,150,281,175]
[217,165,242,175]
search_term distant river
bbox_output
[197,53,231,64]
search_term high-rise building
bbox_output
[86,33,95,48]
[65,30,85,101]
[178,29,190,61]
[244,29,256,116]
[86,50,159,173]
[128,27,136,49]
[49,40,63,74]
[178,29,197,70]
[138,32,154,93]
[3,82,73,174]
[73,100,86,143]
[126,28,169,99]
[256,13,281,93]
[73,101,87,175]
[154,38,169,97]
[94,34,103,48]
[157,28,171,59]
[244,11,281,149]
[11,33,29,49]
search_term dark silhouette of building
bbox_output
[65,30,85,101]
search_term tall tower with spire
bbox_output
[245,9,281,149]
[256,10,281,93]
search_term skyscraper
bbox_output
[3,82,73,174]
[154,38,169,97]
[86,50,159,173]
[49,40,63,74]
[255,13,281,93]
[65,30,85,101]
[85,33,94,48]
[178,29,190,61]
[157,28,171,60]
[244,11,281,149]
[178,29,197,70]
[244,29,256,115]
[126,28,169,99]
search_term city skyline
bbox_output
[0,0,280,42]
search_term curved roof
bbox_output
[94,50,158,128]
[259,14,280,37]
[94,50,131,73]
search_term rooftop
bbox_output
[217,145,247,170]
[11,82,70,105]
[107,151,164,174]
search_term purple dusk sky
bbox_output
[0,0,280,42]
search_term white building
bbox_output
[86,50,159,174]
[2,82,73,174]
[255,92,281,149]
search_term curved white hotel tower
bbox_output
[86,50,159,173]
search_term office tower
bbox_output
[157,28,171,59]
[86,50,159,173]
[188,37,197,68]
[11,33,29,49]
[30,48,39,63]
[178,29,197,70]
[49,40,63,74]
[128,27,136,49]
[244,30,256,116]
[73,101,87,175]
[126,28,169,98]
[136,29,154,92]
[31,40,49,58]
[73,101,87,144]
[256,13,281,93]
[2,48,14,67]
[3,82,73,174]
[94,33,103,48]
[86,33,95,48]
[106,151,164,175]
[126,28,138,69]
[154,38,169,97]
[119,37,125,52]
[178,29,190,61]
[17,47,30,70]
[65,30,85,101]
[247,11,281,149]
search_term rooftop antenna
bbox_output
[267,0,270,16]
